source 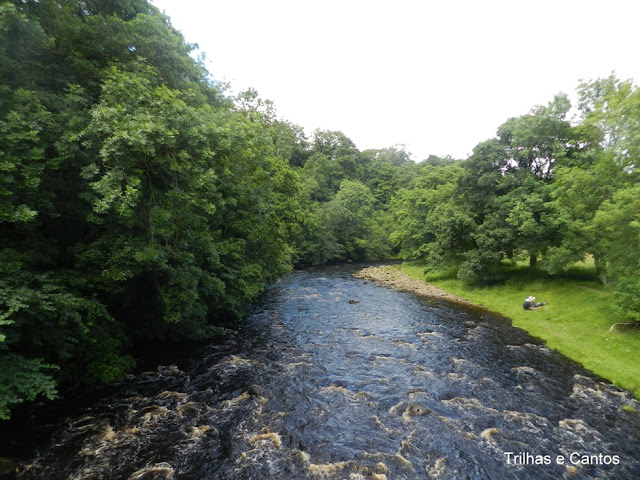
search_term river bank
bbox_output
[353,265,474,307]
[354,264,640,400]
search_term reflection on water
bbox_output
[4,264,640,479]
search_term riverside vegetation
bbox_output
[1,0,639,418]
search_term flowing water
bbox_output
[4,265,640,479]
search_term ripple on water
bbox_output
[412,365,436,379]
[501,410,551,436]
[340,327,362,334]
[368,354,408,364]
[446,372,468,381]
[389,401,431,422]
[392,338,416,349]
[416,330,443,343]
[359,333,387,342]
[321,385,353,396]
[129,462,174,480]
[441,397,499,415]
[558,418,604,443]
[249,431,282,448]
[284,361,315,370]
[9,265,640,480]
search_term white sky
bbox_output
[150,0,640,161]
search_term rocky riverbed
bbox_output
[353,265,474,307]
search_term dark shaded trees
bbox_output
[0,0,303,417]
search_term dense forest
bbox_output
[1,0,639,419]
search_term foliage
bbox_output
[324,180,377,261]
[0,354,58,420]
[390,162,472,268]
[394,82,639,301]
[594,185,640,321]
[0,0,302,417]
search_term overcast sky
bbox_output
[150,0,640,161]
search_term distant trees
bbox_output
[295,134,414,264]
[389,74,640,323]
[390,162,470,268]
[391,95,579,283]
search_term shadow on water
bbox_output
[2,264,640,479]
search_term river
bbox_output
[4,265,640,479]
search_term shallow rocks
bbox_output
[353,266,472,307]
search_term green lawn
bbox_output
[398,262,640,398]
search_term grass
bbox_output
[398,261,640,399]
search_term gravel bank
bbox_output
[353,265,473,307]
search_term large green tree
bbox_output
[390,162,472,269]
[579,75,640,319]
[496,94,577,268]
[0,0,304,418]
[450,96,578,282]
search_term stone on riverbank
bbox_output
[353,266,472,307]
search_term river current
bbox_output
[4,265,640,479]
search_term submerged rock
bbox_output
[246,384,268,397]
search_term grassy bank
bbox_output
[398,262,640,398]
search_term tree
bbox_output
[0,0,306,418]
[546,158,614,283]
[390,163,473,269]
[456,140,515,282]
[547,75,639,286]
[448,95,579,282]
[360,146,416,206]
[310,130,363,190]
[594,185,640,321]
[324,180,378,261]
[578,75,640,319]
[496,94,577,268]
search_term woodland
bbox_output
[1,0,639,418]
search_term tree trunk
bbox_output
[594,255,607,285]
[529,254,537,268]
